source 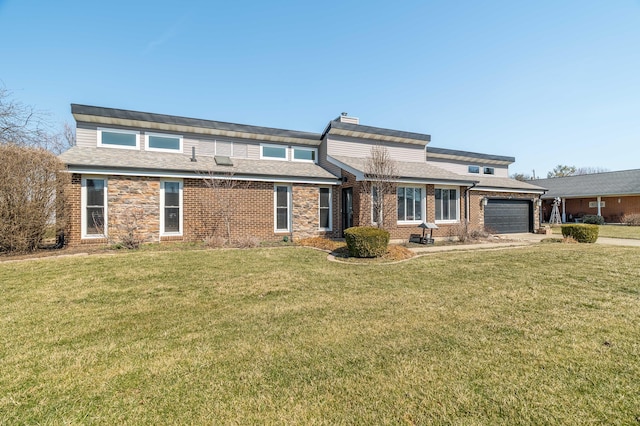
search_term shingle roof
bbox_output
[475,176,546,192]
[329,155,477,184]
[531,169,640,198]
[59,146,339,181]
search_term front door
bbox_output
[342,188,353,235]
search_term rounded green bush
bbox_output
[582,215,605,225]
[344,226,390,258]
[561,224,599,243]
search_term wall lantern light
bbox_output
[482,197,489,207]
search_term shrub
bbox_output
[582,215,605,225]
[622,213,640,226]
[0,145,69,253]
[561,224,599,243]
[344,226,390,258]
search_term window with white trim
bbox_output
[82,177,107,238]
[98,128,139,149]
[274,185,291,232]
[397,186,423,223]
[146,133,182,152]
[468,165,480,174]
[435,187,459,222]
[293,147,317,163]
[161,180,183,235]
[319,187,331,230]
[261,144,288,160]
[371,185,381,225]
[483,167,495,175]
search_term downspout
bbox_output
[464,183,477,224]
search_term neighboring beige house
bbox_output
[59,105,545,246]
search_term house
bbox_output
[59,105,545,246]
[531,170,640,223]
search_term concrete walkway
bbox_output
[407,233,640,254]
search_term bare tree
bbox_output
[201,171,248,243]
[511,172,532,181]
[362,145,399,229]
[0,86,74,154]
[575,166,609,175]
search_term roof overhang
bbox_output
[65,165,341,185]
[327,127,429,146]
[473,186,545,194]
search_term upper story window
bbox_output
[468,165,480,174]
[98,128,139,150]
[483,167,495,175]
[261,144,288,160]
[260,144,318,163]
[146,133,182,152]
[293,147,317,163]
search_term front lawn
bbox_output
[1,246,639,424]
[551,224,640,239]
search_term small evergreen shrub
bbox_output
[344,226,390,258]
[582,215,605,225]
[561,224,599,243]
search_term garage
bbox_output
[484,199,532,234]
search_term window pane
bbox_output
[276,186,289,230]
[102,131,136,147]
[86,207,104,235]
[149,135,180,150]
[442,190,450,221]
[415,188,422,221]
[86,179,104,206]
[164,207,180,232]
[319,209,329,228]
[277,208,288,230]
[294,148,315,161]
[406,188,414,220]
[277,186,288,207]
[397,188,405,221]
[263,145,287,159]
[435,189,442,220]
[164,182,179,207]
[320,188,329,207]
[319,188,330,228]
[484,167,495,175]
[468,166,480,174]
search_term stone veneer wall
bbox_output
[107,176,161,244]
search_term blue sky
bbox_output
[1,0,639,177]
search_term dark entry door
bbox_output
[484,199,533,233]
[342,188,353,235]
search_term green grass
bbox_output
[551,224,640,239]
[2,246,640,424]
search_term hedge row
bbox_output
[561,224,599,243]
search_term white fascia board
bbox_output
[66,167,341,185]
[396,178,479,186]
[473,187,545,194]
[326,156,365,180]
